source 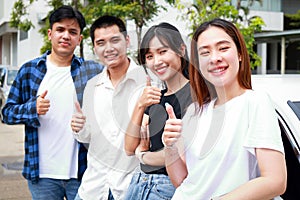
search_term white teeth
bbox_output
[212,68,225,73]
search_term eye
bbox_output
[145,54,153,60]
[199,50,209,56]
[56,27,64,32]
[96,41,105,46]
[111,38,121,44]
[70,30,78,35]
[220,46,230,51]
[159,49,167,55]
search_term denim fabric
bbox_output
[124,172,175,200]
[27,178,80,200]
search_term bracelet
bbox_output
[136,151,147,165]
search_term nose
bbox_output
[62,31,70,40]
[153,54,163,67]
[209,50,222,64]
[105,42,114,52]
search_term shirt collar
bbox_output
[95,57,142,86]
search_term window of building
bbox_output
[19,30,28,41]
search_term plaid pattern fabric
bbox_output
[2,51,104,183]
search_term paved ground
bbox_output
[0,122,31,200]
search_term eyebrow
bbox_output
[198,40,231,51]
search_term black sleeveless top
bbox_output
[141,82,192,175]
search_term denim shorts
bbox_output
[27,178,80,200]
[124,172,175,200]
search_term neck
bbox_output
[108,58,130,87]
[165,73,189,95]
[214,82,246,107]
[48,52,73,67]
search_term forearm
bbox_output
[219,176,286,200]
[142,150,165,166]
[125,103,146,155]
[165,147,188,188]
[2,97,40,127]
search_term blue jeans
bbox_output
[124,172,175,200]
[27,178,80,200]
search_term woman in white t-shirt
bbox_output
[162,18,287,200]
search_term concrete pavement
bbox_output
[0,121,31,200]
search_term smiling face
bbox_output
[48,18,82,58]
[197,26,241,91]
[93,25,129,69]
[145,36,183,82]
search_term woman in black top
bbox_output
[124,22,192,200]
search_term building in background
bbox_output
[1,0,300,74]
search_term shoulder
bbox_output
[245,89,273,106]
[81,60,105,72]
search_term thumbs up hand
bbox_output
[137,76,161,109]
[71,101,86,133]
[162,103,182,148]
[37,90,50,115]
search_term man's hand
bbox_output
[71,101,86,133]
[37,90,50,115]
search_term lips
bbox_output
[59,41,70,47]
[154,66,167,75]
[208,66,228,73]
[104,54,118,61]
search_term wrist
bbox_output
[136,151,147,165]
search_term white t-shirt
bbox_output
[73,58,158,200]
[38,60,78,179]
[172,90,284,200]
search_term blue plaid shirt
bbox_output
[1,51,104,183]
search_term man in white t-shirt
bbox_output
[71,16,157,200]
[2,6,104,200]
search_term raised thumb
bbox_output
[74,101,83,114]
[40,90,48,98]
[165,102,176,119]
[146,76,151,86]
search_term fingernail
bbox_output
[165,102,170,107]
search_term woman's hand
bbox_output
[163,103,182,148]
[138,76,161,109]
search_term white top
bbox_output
[172,90,284,200]
[74,58,155,200]
[38,60,78,179]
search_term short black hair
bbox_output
[90,15,127,46]
[49,5,86,33]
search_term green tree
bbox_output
[10,0,175,58]
[80,0,175,56]
[175,0,264,69]
[285,10,300,29]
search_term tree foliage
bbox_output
[285,10,300,28]
[10,0,36,32]
[9,0,174,58]
[175,0,264,69]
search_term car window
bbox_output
[287,100,300,120]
